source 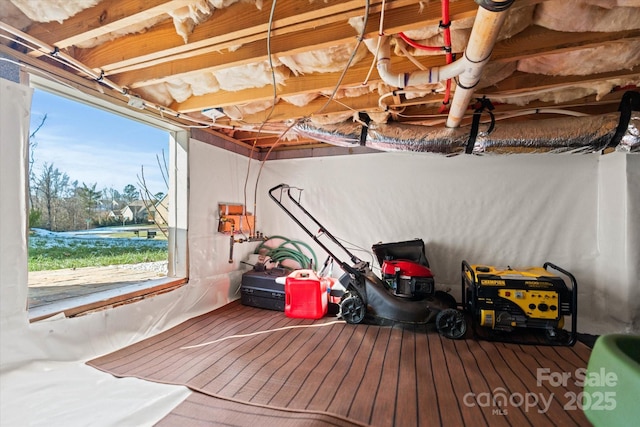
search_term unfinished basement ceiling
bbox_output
[1,0,639,154]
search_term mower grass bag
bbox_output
[455,260,578,345]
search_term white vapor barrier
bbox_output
[0,79,230,426]
[627,155,640,330]
[188,142,263,285]
[2,361,190,427]
[249,149,637,335]
[0,79,31,332]
[596,153,640,332]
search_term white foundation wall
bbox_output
[0,81,233,371]
[220,147,637,335]
[187,139,262,300]
[596,153,640,333]
[0,78,220,426]
[0,77,195,427]
[628,155,640,331]
[0,82,247,372]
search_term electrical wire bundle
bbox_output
[254,236,318,271]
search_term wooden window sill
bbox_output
[29,277,188,322]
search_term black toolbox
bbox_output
[240,267,289,311]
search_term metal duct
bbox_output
[472,113,620,154]
[295,111,640,154]
[619,114,640,152]
[366,122,468,155]
[293,120,363,147]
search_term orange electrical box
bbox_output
[218,203,254,234]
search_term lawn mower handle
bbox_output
[268,183,362,276]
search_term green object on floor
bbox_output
[584,334,640,427]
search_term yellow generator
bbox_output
[460,260,577,346]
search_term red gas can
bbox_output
[285,269,328,319]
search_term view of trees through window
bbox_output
[27,88,171,313]
[29,164,163,231]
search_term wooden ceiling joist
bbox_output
[223,64,640,127]
[113,17,365,88]
[75,0,481,81]
[238,91,385,124]
[170,28,640,115]
[481,67,640,96]
[168,52,410,113]
[490,26,640,63]
[74,0,396,72]
[113,24,640,90]
[26,0,192,50]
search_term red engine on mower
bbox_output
[381,259,435,298]
[374,239,436,299]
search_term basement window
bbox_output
[26,77,188,321]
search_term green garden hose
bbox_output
[254,235,318,270]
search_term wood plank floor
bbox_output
[87,301,593,427]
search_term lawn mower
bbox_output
[435,260,578,345]
[268,183,455,326]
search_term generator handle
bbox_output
[461,260,475,310]
[268,183,360,276]
[543,262,578,346]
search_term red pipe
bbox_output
[397,0,453,113]
[439,0,452,113]
[397,32,442,52]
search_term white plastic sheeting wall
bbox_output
[0,79,251,425]
[0,78,192,426]
[595,153,640,332]
[186,139,638,335]
[15,133,628,341]
[188,140,262,291]
[252,148,638,335]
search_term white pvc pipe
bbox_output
[446,5,511,128]
[364,2,513,129]
[365,36,466,91]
